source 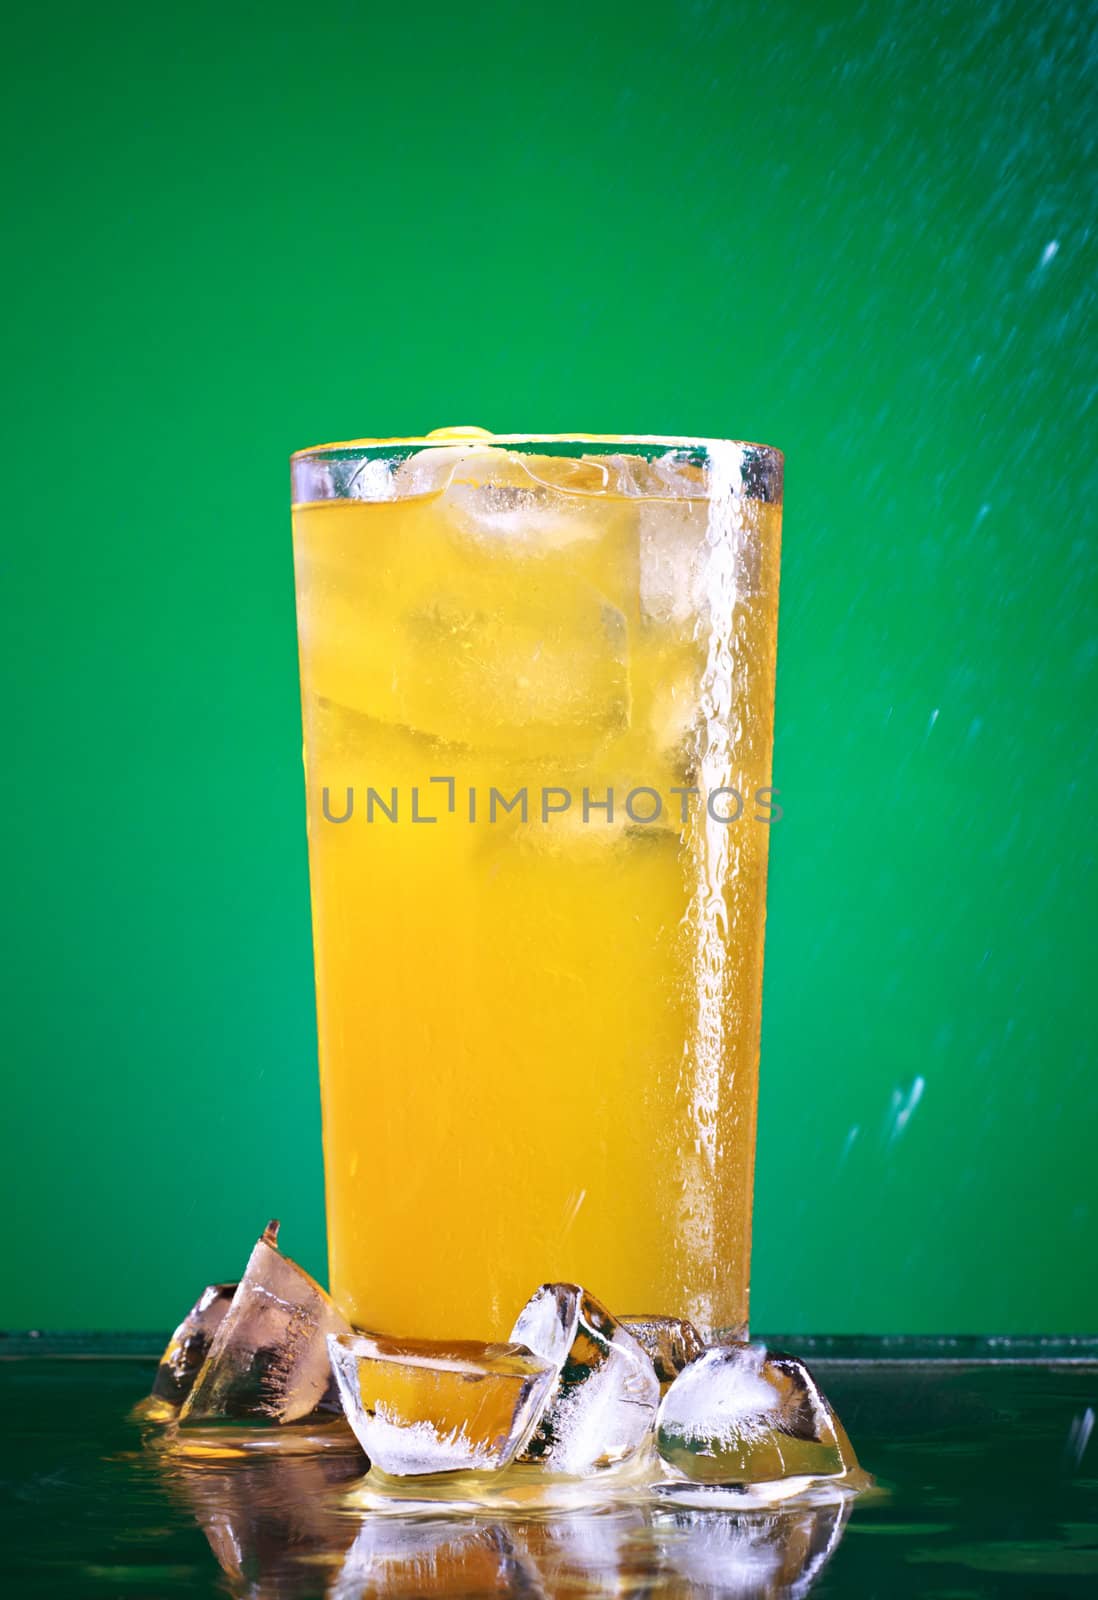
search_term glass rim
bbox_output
[290,431,784,465]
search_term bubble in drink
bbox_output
[620,1314,707,1389]
[656,1344,858,1486]
[151,1281,237,1406]
[180,1221,350,1427]
[510,1283,660,1473]
[328,1331,556,1476]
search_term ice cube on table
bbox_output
[179,1221,350,1427]
[328,1332,555,1476]
[656,1344,859,1485]
[620,1315,706,1389]
[151,1282,237,1406]
[510,1283,660,1474]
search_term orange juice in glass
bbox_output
[290,430,782,1342]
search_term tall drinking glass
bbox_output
[290,431,782,1343]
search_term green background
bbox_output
[2,0,1094,1334]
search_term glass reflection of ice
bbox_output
[157,1433,851,1600]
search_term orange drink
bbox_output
[291,432,782,1341]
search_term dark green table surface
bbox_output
[2,1339,1096,1597]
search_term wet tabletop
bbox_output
[2,1340,1096,1598]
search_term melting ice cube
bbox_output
[328,1332,555,1476]
[294,539,631,759]
[639,498,709,627]
[510,1283,660,1474]
[151,1282,237,1406]
[402,444,610,548]
[390,444,488,501]
[179,1221,350,1427]
[620,1315,707,1389]
[656,1343,859,1485]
